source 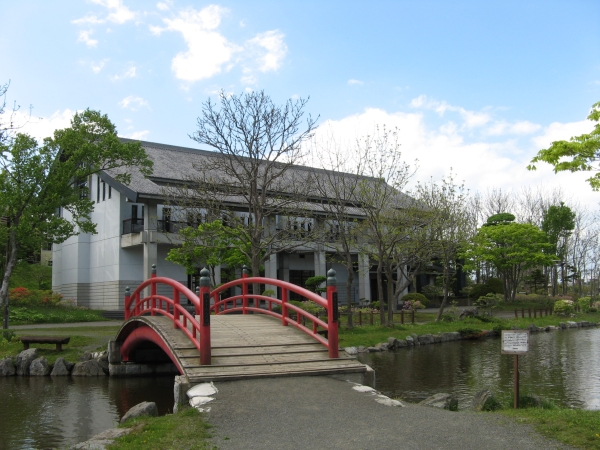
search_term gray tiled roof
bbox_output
[104,139,415,215]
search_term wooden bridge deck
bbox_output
[140,314,367,383]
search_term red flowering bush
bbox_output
[8,288,62,306]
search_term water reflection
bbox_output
[358,327,600,410]
[0,376,175,450]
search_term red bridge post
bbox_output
[242,265,249,314]
[150,264,157,316]
[124,287,131,320]
[199,267,211,365]
[327,269,339,358]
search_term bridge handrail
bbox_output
[212,276,328,308]
[210,272,339,358]
[124,270,211,364]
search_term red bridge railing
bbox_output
[210,267,339,359]
[124,264,211,365]
[124,265,339,366]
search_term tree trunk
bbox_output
[435,263,450,322]
[376,262,386,326]
[345,260,354,329]
[387,273,394,325]
[1,230,19,330]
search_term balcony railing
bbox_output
[157,220,188,233]
[122,218,144,235]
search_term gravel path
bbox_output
[206,376,572,450]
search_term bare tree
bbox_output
[414,174,473,321]
[481,188,515,220]
[310,134,365,328]
[353,127,420,326]
[174,91,318,291]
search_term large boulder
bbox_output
[96,352,109,374]
[120,401,158,424]
[16,348,39,376]
[70,428,132,450]
[51,357,72,376]
[0,358,16,376]
[472,389,500,411]
[78,351,93,362]
[417,334,435,345]
[420,393,458,411]
[29,357,51,376]
[71,360,106,376]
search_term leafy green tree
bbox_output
[166,220,250,285]
[0,109,152,328]
[464,221,555,302]
[542,202,575,295]
[528,101,600,190]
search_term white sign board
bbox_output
[501,330,529,354]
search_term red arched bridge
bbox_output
[113,266,367,382]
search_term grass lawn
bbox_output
[0,325,122,364]
[338,312,600,348]
[110,408,213,450]
[499,408,600,449]
[9,305,109,325]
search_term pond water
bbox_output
[358,326,600,410]
[0,376,174,450]
[1,327,599,449]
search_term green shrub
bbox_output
[421,284,442,300]
[288,300,325,316]
[439,314,455,323]
[401,293,429,307]
[371,301,380,310]
[577,297,591,313]
[470,278,503,299]
[457,326,483,338]
[475,293,503,316]
[262,289,275,298]
[482,396,503,411]
[553,299,574,315]
[305,276,327,294]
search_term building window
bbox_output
[108,185,112,199]
[96,176,100,203]
[78,179,88,200]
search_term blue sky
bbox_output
[2,0,600,207]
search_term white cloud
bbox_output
[487,120,542,136]
[308,103,600,209]
[150,6,288,85]
[90,0,136,24]
[152,5,240,82]
[123,130,150,140]
[72,15,104,25]
[111,66,137,81]
[246,30,287,72]
[2,109,76,142]
[411,95,491,129]
[157,2,171,12]
[119,95,151,111]
[90,59,109,73]
[77,30,98,47]
[348,79,363,86]
[532,119,593,149]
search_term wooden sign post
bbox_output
[501,330,529,408]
